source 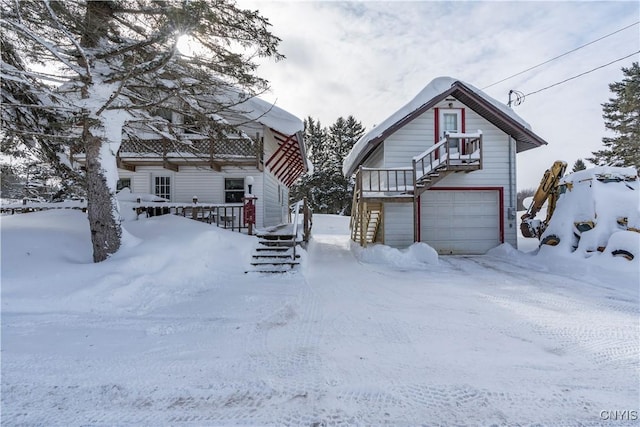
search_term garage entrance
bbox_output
[420,189,502,254]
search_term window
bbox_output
[155,176,171,200]
[116,178,131,192]
[183,114,197,134]
[225,178,244,203]
[156,108,174,123]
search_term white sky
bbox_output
[239,0,640,189]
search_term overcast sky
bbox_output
[239,0,639,189]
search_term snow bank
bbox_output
[351,242,438,269]
[1,210,255,315]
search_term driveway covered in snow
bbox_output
[1,212,638,425]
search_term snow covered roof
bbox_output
[231,95,303,137]
[217,89,308,176]
[208,86,303,137]
[343,77,548,176]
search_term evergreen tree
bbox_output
[1,0,282,262]
[589,62,640,169]
[291,116,364,214]
[327,116,364,214]
[572,158,587,172]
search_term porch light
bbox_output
[245,176,254,194]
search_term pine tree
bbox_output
[290,116,364,214]
[1,0,282,262]
[572,158,587,172]
[589,62,640,169]
[327,116,364,214]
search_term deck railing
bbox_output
[356,167,415,196]
[289,197,312,243]
[133,201,247,231]
[413,131,483,182]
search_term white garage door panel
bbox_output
[421,190,500,255]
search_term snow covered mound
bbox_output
[351,241,438,269]
[539,166,639,266]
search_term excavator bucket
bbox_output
[520,218,542,239]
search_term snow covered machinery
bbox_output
[520,160,568,241]
[521,161,640,261]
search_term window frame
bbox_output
[224,177,245,203]
[116,178,131,192]
[436,107,465,154]
[154,176,171,201]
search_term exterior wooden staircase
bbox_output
[350,132,483,246]
[246,199,312,274]
[248,226,301,273]
[350,201,383,245]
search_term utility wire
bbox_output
[482,20,640,90]
[523,51,640,98]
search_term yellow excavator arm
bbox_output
[520,160,568,239]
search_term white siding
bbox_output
[363,144,384,169]
[379,98,518,249]
[383,203,414,248]
[384,109,436,168]
[118,165,267,227]
[263,171,286,227]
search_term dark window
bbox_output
[155,176,171,200]
[157,108,173,123]
[116,178,131,191]
[183,115,197,134]
[225,178,244,203]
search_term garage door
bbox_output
[420,190,501,255]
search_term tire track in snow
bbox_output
[456,256,639,371]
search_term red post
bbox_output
[242,195,257,235]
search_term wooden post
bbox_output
[413,159,419,243]
[303,197,310,242]
[360,201,366,247]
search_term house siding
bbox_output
[263,170,287,227]
[118,165,267,228]
[363,144,384,169]
[383,203,414,247]
[379,98,517,249]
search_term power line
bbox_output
[482,20,640,90]
[523,51,639,98]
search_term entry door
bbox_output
[439,109,462,155]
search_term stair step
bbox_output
[250,260,300,266]
[257,234,296,241]
[245,265,297,274]
[256,246,290,252]
[253,254,300,259]
[258,240,296,247]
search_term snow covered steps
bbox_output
[246,230,301,274]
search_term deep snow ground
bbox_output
[1,212,638,426]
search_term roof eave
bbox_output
[450,81,548,152]
[344,87,458,176]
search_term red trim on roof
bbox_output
[264,129,307,187]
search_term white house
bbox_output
[343,77,548,254]
[102,94,308,230]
